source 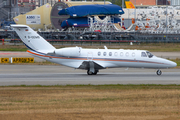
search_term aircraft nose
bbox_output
[171,61,177,68]
[158,58,177,68]
[168,60,177,68]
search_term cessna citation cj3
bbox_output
[11,25,177,75]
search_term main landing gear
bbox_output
[87,70,98,75]
[156,69,162,76]
[87,69,163,75]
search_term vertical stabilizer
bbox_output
[125,1,135,9]
[11,24,55,51]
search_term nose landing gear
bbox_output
[156,69,162,76]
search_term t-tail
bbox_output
[11,24,55,51]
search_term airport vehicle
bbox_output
[11,24,177,75]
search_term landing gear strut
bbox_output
[156,69,162,76]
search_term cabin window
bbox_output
[141,52,147,57]
[109,52,112,56]
[98,52,101,56]
[120,52,123,57]
[103,52,106,56]
[114,52,118,56]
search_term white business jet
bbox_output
[11,25,177,75]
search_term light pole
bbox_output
[166,0,167,35]
[134,0,136,22]
[40,0,42,6]
[122,0,124,8]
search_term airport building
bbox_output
[130,0,170,5]
[1,0,180,43]
[0,0,57,22]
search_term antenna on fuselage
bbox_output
[104,46,108,49]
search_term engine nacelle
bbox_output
[54,47,81,57]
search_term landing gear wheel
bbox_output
[156,69,162,76]
[92,71,98,75]
[87,70,98,75]
[87,70,93,75]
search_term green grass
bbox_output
[172,58,180,66]
[0,43,180,52]
[2,84,180,90]
[85,97,119,102]
[0,48,27,51]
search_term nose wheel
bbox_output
[156,69,162,76]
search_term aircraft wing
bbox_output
[78,61,105,70]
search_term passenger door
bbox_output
[87,52,93,61]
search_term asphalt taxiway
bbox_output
[0,65,179,86]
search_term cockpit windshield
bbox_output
[146,51,154,58]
